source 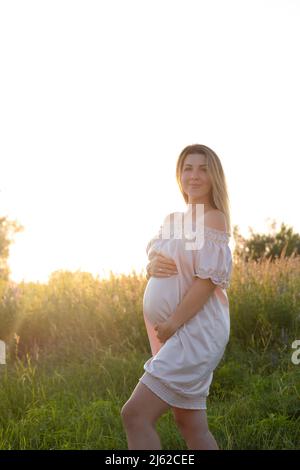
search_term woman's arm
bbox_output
[154,211,228,342]
[154,277,216,342]
[168,210,226,329]
[170,277,216,330]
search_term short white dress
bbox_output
[139,211,233,410]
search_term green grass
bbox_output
[0,347,299,449]
[0,256,300,449]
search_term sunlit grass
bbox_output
[0,256,299,449]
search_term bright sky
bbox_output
[1,0,299,283]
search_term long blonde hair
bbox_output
[176,144,232,236]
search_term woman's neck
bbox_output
[186,202,214,217]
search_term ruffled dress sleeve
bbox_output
[193,228,233,290]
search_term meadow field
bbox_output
[0,255,299,450]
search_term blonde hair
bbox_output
[176,144,232,236]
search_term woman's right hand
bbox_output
[146,252,178,279]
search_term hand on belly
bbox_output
[154,318,177,343]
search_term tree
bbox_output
[232,220,300,262]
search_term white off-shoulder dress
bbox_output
[139,211,233,410]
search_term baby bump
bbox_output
[143,276,180,325]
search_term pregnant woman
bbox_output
[121,144,233,450]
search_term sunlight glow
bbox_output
[1,0,299,282]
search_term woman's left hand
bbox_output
[154,318,177,343]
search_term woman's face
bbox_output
[180,153,213,205]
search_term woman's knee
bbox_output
[120,400,140,426]
[121,382,170,427]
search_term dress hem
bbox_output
[139,371,208,410]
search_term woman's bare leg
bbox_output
[172,407,219,450]
[121,381,171,450]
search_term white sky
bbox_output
[1,0,299,283]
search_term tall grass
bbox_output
[0,256,299,449]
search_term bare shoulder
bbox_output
[204,209,227,232]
